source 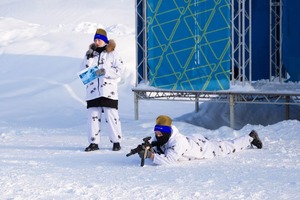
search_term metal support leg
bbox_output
[230,94,235,129]
[286,96,290,120]
[134,92,139,120]
[195,94,199,112]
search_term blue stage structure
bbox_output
[134,0,300,124]
[282,0,300,82]
[251,0,269,81]
[136,0,300,89]
[146,0,231,91]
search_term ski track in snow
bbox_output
[37,77,86,106]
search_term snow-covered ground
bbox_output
[0,1,300,199]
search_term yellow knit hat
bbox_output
[94,28,109,43]
[156,115,172,126]
[154,115,172,134]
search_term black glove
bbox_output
[86,49,94,59]
[151,141,158,147]
[138,147,154,159]
[86,43,96,59]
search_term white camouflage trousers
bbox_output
[187,134,253,159]
[87,107,122,145]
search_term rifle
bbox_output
[126,136,151,167]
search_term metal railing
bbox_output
[133,88,300,128]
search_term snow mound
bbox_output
[107,24,134,35]
[0,17,40,45]
[73,22,104,34]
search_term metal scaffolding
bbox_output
[136,0,148,84]
[133,0,298,128]
[133,88,300,128]
[135,0,285,86]
[231,0,252,84]
[270,0,283,81]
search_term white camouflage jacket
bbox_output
[152,125,252,165]
[79,40,123,101]
[152,125,217,165]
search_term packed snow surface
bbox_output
[0,1,299,199]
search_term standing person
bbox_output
[79,28,123,152]
[137,115,263,165]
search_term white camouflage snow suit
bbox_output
[152,125,253,165]
[79,40,123,145]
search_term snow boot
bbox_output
[85,143,99,152]
[112,142,121,151]
[249,130,263,149]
